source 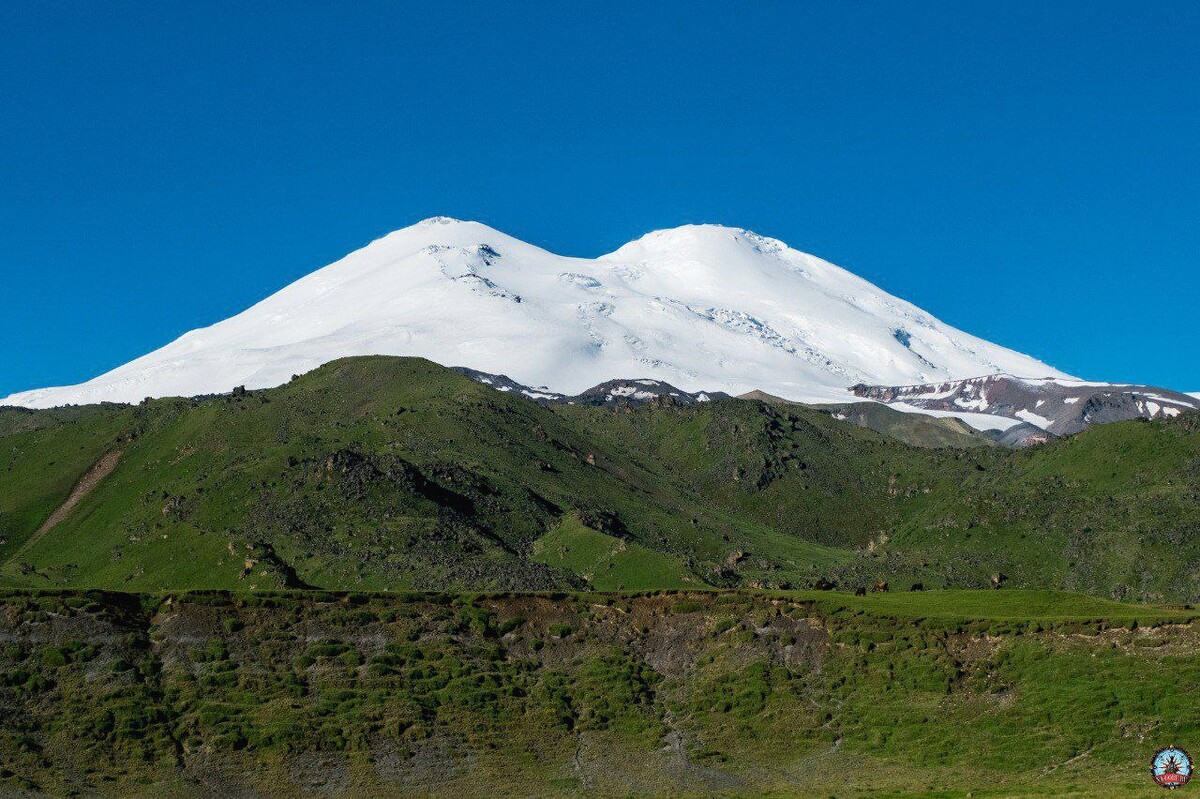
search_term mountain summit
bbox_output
[3,218,1070,409]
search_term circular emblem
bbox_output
[1152,746,1192,789]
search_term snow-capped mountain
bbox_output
[852,375,1199,436]
[3,217,1072,410]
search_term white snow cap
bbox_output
[3,217,1072,409]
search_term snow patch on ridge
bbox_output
[1015,409,1054,428]
[889,403,1023,432]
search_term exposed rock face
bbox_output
[569,379,730,407]
[1,589,1195,797]
[450,367,569,402]
[453,367,728,406]
[851,375,1199,435]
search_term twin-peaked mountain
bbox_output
[5,217,1192,437]
[3,217,1068,410]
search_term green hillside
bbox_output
[1,356,1198,601]
[0,588,1194,797]
[738,390,994,449]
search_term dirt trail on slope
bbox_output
[20,450,124,553]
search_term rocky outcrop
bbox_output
[453,367,728,407]
[852,374,1198,436]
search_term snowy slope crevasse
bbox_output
[3,218,1073,409]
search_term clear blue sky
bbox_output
[2,1,1198,396]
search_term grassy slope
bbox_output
[564,393,1200,600]
[882,415,1200,600]
[0,359,745,592]
[1,357,1198,601]
[0,405,132,564]
[740,390,994,449]
[0,588,1194,798]
[531,514,697,590]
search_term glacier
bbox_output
[2,217,1071,410]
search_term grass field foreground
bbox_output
[0,587,1194,797]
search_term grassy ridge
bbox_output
[0,588,1194,797]
[1,356,1198,601]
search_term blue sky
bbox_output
[2,1,1198,396]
